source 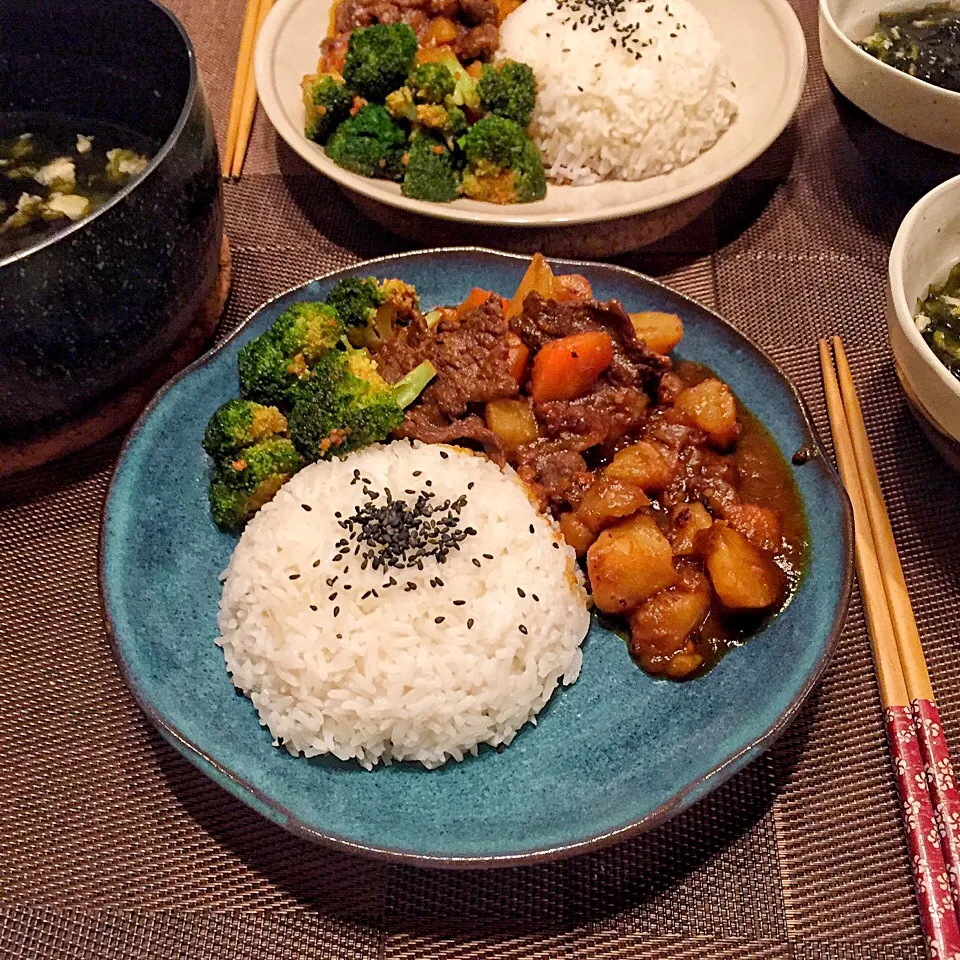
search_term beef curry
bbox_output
[373,255,807,679]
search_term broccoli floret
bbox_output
[302,73,353,144]
[209,438,302,530]
[345,347,390,390]
[271,301,344,363]
[415,103,468,141]
[385,85,417,123]
[460,115,546,204]
[402,130,460,202]
[325,104,408,180]
[342,23,418,103]
[409,61,456,104]
[476,60,536,128]
[426,49,479,109]
[237,332,310,406]
[289,359,436,461]
[326,276,385,329]
[237,302,344,405]
[325,276,420,348]
[203,399,288,460]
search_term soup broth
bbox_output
[0,114,157,259]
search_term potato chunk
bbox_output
[559,511,594,556]
[669,502,714,556]
[724,503,782,553]
[604,441,674,492]
[629,311,684,355]
[630,571,710,653]
[485,398,538,457]
[587,513,678,614]
[701,524,784,611]
[576,476,650,534]
[673,379,740,450]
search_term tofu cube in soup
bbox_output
[673,379,740,450]
[576,476,650,534]
[701,524,784,611]
[628,311,684,356]
[587,513,678,613]
[604,440,674,492]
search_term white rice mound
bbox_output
[217,441,590,770]
[498,0,738,185]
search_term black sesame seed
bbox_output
[533,594,540,602]
[440,450,449,459]
[435,616,445,624]
[467,618,475,629]
[329,592,337,601]
[310,604,318,611]
[333,606,340,617]
[483,553,494,560]
[467,482,474,489]
[472,558,481,568]
[518,588,526,598]
[335,511,342,518]
[529,524,535,534]
[453,599,466,606]
[519,624,528,635]
[301,504,312,512]
[289,574,300,580]
[553,542,560,549]
[361,590,372,600]
[413,470,422,477]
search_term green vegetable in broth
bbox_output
[858,5,960,93]
[915,261,960,380]
[0,118,154,258]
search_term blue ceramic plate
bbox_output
[101,248,852,868]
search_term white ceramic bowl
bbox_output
[819,0,960,154]
[887,172,960,457]
[255,0,807,256]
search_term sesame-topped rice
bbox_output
[216,441,590,770]
[498,0,738,185]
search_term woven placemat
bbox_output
[2,0,958,957]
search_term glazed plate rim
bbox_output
[254,0,808,227]
[100,247,852,868]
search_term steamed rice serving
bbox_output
[217,441,589,770]
[498,0,738,185]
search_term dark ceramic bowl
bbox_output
[0,0,222,437]
[101,249,853,868]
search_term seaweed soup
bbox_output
[0,113,158,259]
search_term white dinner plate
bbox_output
[255,0,807,230]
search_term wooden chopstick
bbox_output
[222,0,273,179]
[831,337,960,912]
[820,340,960,958]
[221,0,260,178]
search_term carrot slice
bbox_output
[504,333,530,385]
[506,253,555,319]
[530,331,614,403]
[456,287,493,319]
